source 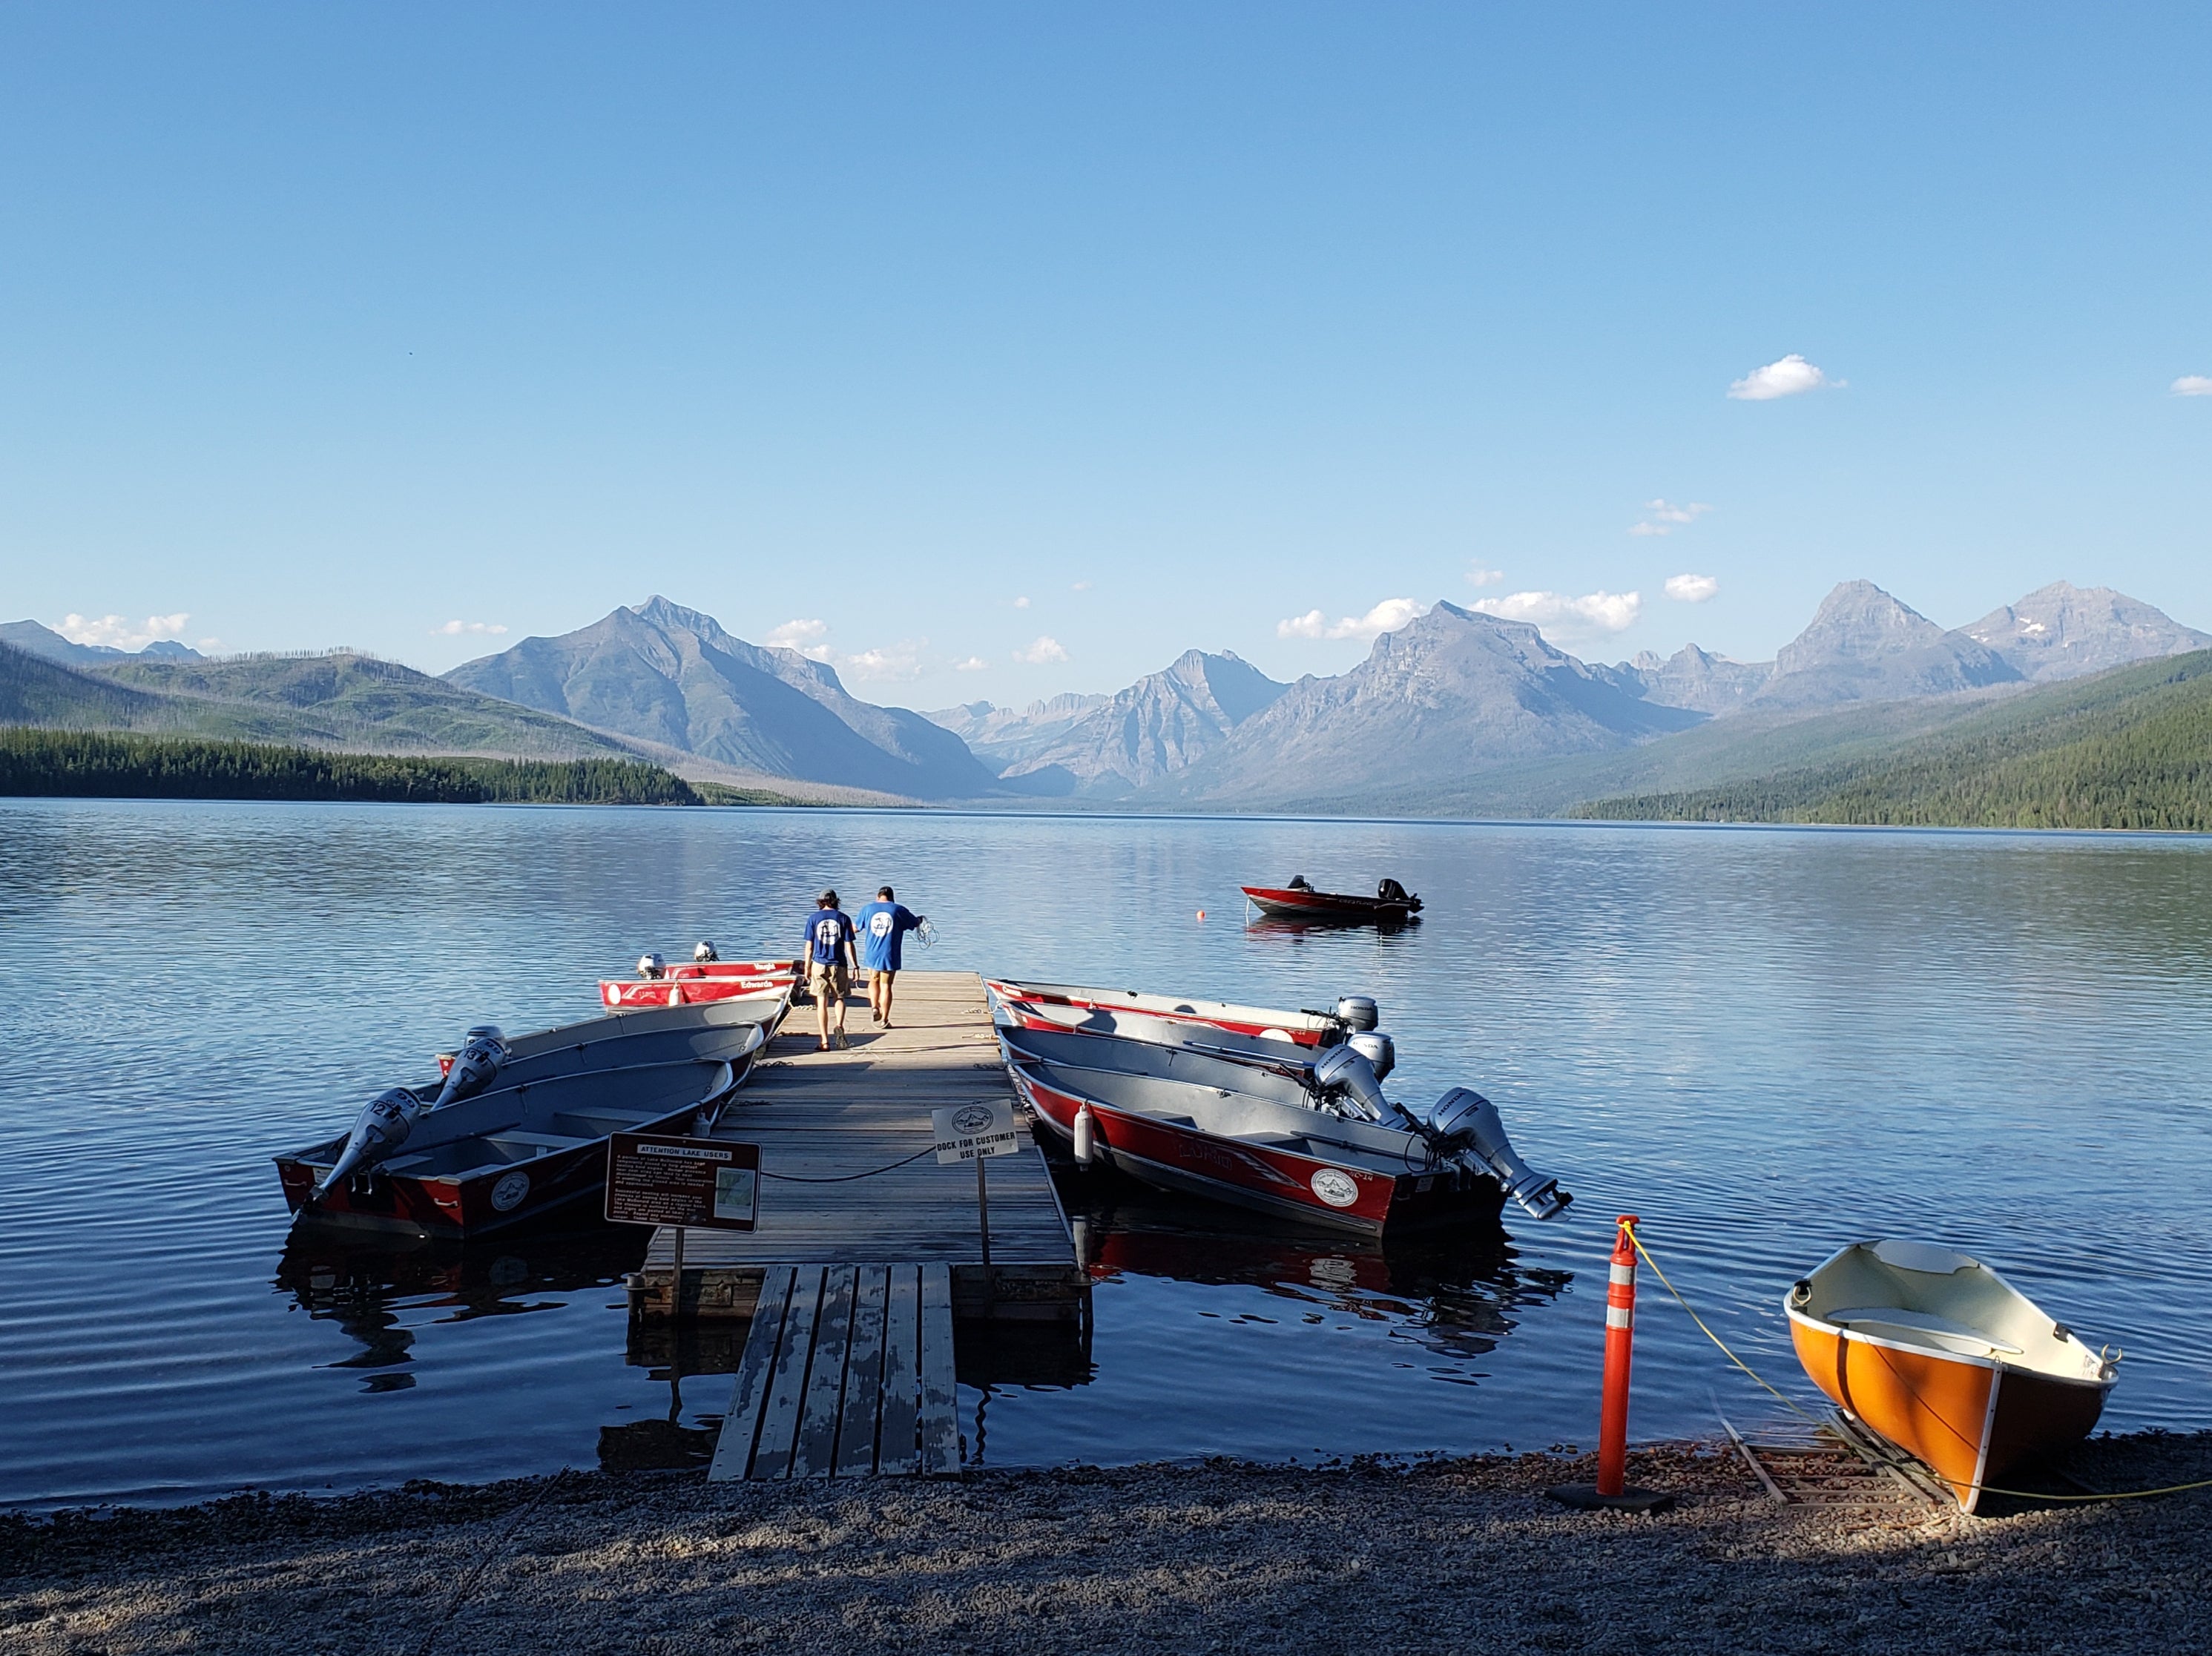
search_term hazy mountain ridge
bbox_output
[1574,647,2212,831]
[0,621,204,667]
[1136,603,1704,808]
[981,650,1291,798]
[444,597,994,799]
[1963,581,2212,682]
[921,693,1110,769]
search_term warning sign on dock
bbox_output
[605,1132,760,1230]
[931,1099,1021,1165]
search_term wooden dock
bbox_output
[628,972,1083,1479]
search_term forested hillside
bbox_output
[1573,650,2212,831]
[0,728,702,805]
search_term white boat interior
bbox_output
[424,1004,769,1092]
[1793,1239,2113,1381]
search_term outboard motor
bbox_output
[310,1087,426,1202]
[1346,1030,1395,1083]
[1419,1087,1570,1220]
[1310,1044,1391,1122]
[1334,995,1379,1032]
[432,1028,510,1108]
[636,952,666,980]
[694,941,719,963]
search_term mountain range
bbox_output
[7,578,2206,814]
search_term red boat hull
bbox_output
[600,972,791,1010]
[1010,1069,1501,1238]
[1241,886,1420,924]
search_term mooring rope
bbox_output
[759,1144,938,1184]
[412,1467,572,1656]
[1627,1228,2212,1505]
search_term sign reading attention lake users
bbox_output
[604,1132,760,1231]
[932,1099,1021,1164]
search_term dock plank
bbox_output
[749,1267,824,1481]
[791,1266,858,1478]
[878,1266,922,1476]
[918,1263,960,1474]
[835,1265,889,1477]
[707,1265,797,1482]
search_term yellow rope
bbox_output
[1625,1227,2212,1505]
[1625,1227,1819,1421]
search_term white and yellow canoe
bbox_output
[1785,1240,2119,1513]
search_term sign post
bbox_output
[932,1099,1021,1273]
[605,1131,761,1321]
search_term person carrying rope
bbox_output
[855,885,927,1029]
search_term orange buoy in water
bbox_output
[1196,909,1206,920]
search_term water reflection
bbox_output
[1059,1169,1572,1368]
[277,1225,646,1391]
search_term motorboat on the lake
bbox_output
[1240,876,1423,925]
[987,977,1385,1055]
[1785,1239,2120,1512]
[277,1003,771,1238]
[998,1021,1567,1237]
[599,954,798,1012]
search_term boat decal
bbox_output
[490,1170,532,1212]
[1309,1168,1360,1208]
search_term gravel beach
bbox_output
[6,1434,2208,1656]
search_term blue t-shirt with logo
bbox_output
[803,908,855,965]
[854,901,921,972]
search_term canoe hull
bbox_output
[1785,1240,2116,1512]
[985,978,1340,1048]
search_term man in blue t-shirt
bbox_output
[854,885,926,1029]
[802,889,858,1051]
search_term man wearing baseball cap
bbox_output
[802,889,858,1051]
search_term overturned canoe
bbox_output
[1785,1239,2119,1513]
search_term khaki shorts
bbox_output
[808,962,850,1002]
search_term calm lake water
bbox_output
[3,799,2209,1509]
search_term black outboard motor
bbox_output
[1287,874,1313,891]
[1377,877,1421,912]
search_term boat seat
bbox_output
[549,1111,652,1137]
[485,1131,592,1153]
[1827,1305,2024,1357]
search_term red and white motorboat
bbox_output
[1240,877,1422,926]
[999,1023,1568,1238]
[987,977,1380,1054]
[599,973,794,1011]
[277,1002,770,1238]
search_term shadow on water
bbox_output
[275,1223,648,1392]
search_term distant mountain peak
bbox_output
[446,598,993,799]
[0,619,205,667]
[1754,580,2018,709]
[1963,581,2211,682]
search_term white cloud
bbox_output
[1012,596,1032,610]
[432,619,510,637]
[1630,499,1713,537]
[1472,589,1642,639]
[954,656,990,672]
[1466,566,1505,587]
[59,612,190,651]
[1012,635,1069,665]
[1071,581,1093,592]
[2173,375,2212,397]
[1664,573,1720,603]
[1728,354,1842,400]
[1277,598,1426,641]
[840,643,926,682]
[765,618,828,648]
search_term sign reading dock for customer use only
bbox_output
[931,1100,1020,1164]
[605,1132,760,1231]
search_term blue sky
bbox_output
[3,4,2207,706]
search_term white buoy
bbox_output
[1073,1105,1098,1168]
